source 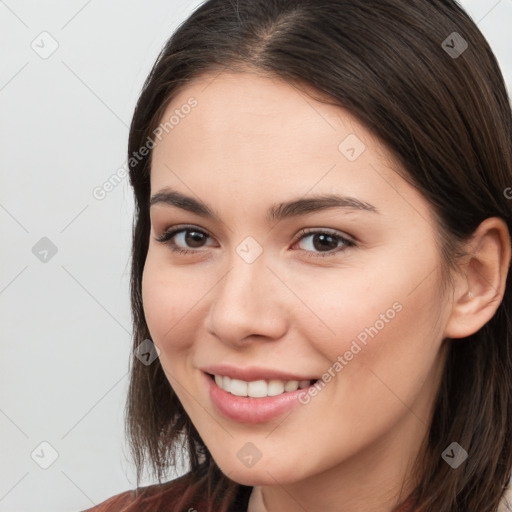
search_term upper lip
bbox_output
[201,364,318,382]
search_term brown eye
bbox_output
[294,229,355,258]
[155,226,214,254]
[181,230,208,248]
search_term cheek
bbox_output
[141,253,206,354]
[280,270,445,470]
[294,268,401,354]
[299,250,446,398]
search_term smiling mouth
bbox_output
[208,373,318,398]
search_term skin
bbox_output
[141,70,511,512]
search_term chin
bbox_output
[211,452,307,487]
[220,466,285,487]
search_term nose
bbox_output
[205,252,288,347]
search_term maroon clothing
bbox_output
[82,473,416,511]
[82,472,252,512]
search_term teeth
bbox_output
[230,378,247,397]
[267,380,284,396]
[248,380,268,398]
[284,380,299,392]
[213,375,313,397]
[223,376,231,393]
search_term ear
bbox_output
[443,217,511,339]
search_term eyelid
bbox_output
[292,227,355,258]
[154,224,214,246]
[155,224,356,257]
[294,227,355,244]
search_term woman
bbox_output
[83,0,512,510]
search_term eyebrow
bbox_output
[150,187,379,222]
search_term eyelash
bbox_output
[155,225,356,258]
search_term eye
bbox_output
[292,228,355,258]
[155,225,215,255]
[155,225,356,258]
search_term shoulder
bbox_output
[80,472,203,512]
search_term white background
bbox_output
[1,1,511,511]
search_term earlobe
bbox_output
[443,217,511,340]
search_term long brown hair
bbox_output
[124,1,512,510]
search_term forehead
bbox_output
[155,70,359,153]
[149,71,432,227]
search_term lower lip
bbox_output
[204,372,315,423]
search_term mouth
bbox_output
[204,371,320,423]
[207,373,319,398]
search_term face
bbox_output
[142,70,452,489]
